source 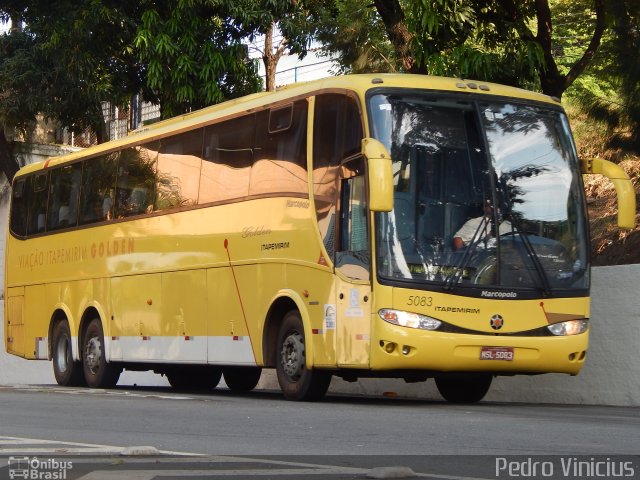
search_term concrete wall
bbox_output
[2,265,638,405]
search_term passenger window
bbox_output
[47,163,82,230]
[269,104,294,133]
[10,178,28,237]
[251,101,308,196]
[156,129,203,211]
[79,153,118,224]
[115,143,159,217]
[200,115,255,203]
[26,172,49,235]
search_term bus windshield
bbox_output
[370,91,589,294]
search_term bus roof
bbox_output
[16,73,560,176]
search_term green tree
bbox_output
[0,0,295,182]
[307,0,606,99]
[290,0,398,73]
[133,0,264,118]
[563,0,640,151]
[0,0,144,182]
[232,1,309,92]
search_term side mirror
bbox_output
[581,157,636,229]
[362,138,393,212]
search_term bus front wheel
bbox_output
[223,367,262,392]
[435,374,492,403]
[82,318,121,388]
[52,320,85,387]
[276,311,331,401]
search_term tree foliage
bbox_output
[561,0,640,151]
[304,0,606,99]
[133,0,265,118]
[2,0,143,137]
[0,0,295,181]
[0,0,636,185]
[0,0,147,181]
[283,1,398,74]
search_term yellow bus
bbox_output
[4,74,635,402]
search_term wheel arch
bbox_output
[262,290,314,369]
[78,303,111,362]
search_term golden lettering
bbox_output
[16,237,133,270]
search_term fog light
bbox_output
[402,345,410,355]
[384,342,396,353]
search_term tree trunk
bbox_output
[10,13,22,33]
[94,110,109,145]
[373,0,417,73]
[536,0,605,99]
[263,23,277,92]
[497,0,605,100]
[534,0,565,98]
[0,131,20,184]
[263,22,287,92]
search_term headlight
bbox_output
[379,309,441,331]
[547,319,589,336]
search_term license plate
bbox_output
[480,346,514,361]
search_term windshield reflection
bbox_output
[370,92,589,294]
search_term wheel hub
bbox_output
[280,332,305,380]
[55,336,70,373]
[84,337,102,374]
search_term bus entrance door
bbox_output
[335,279,371,368]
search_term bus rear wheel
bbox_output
[82,318,122,388]
[435,374,492,403]
[52,320,85,386]
[223,367,262,392]
[166,366,222,390]
[276,311,331,401]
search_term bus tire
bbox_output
[166,366,222,390]
[435,374,492,403]
[52,320,85,387]
[276,310,331,401]
[223,367,262,392]
[82,318,121,388]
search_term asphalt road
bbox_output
[0,384,639,479]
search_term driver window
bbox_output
[336,157,369,280]
[312,92,363,261]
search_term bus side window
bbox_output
[336,158,369,280]
[26,172,49,235]
[80,154,117,224]
[156,129,203,211]
[251,101,308,196]
[47,163,82,231]
[115,143,158,217]
[200,115,254,204]
[10,178,28,237]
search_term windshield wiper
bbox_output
[443,215,491,291]
[504,216,552,297]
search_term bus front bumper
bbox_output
[370,320,588,376]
